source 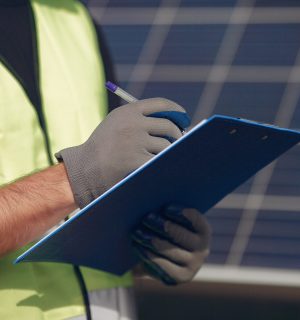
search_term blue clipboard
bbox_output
[15,115,300,275]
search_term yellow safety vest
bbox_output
[0,0,132,319]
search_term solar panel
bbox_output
[89,0,300,277]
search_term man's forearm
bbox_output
[0,163,77,257]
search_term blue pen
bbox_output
[105,81,191,132]
[105,81,137,103]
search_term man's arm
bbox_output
[0,163,77,257]
[0,98,185,258]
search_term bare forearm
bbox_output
[0,163,77,257]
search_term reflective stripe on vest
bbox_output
[0,1,132,319]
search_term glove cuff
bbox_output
[55,147,94,209]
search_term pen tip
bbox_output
[106,81,118,93]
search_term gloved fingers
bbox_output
[152,238,209,273]
[142,210,193,240]
[133,210,210,285]
[138,212,207,253]
[135,97,186,115]
[164,220,208,252]
[145,117,183,141]
[161,205,195,231]
[146,136,172,155]
[132,225,193,266]
[142,249,196,284]
[132,245,179,285]
[151,237,194,266]
[141,212,168,238]
[163,207,211,250]
[141,211,198,250]
[131,227,164,255]
[182,209,211,242]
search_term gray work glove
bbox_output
[132,205,211,285]
[56,98,190,208]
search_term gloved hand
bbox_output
[131,206,211,285]
[56,98,190,208]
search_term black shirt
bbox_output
[0,0,119,116]
[0,1,39,107]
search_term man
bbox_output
[0,0,211,319]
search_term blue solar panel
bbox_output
[157,25,226,65]
[234,25,300,66]
[255,0,300,7]
[242,252,300,269]
[214,83,285,122]
[102,26,150,64]
[252,219,300,239]
[91,1,300,273]
[106,0,161,7]
[290,99,300,129]
[143,82,204,118]
[206,208,240,264]
[180,0,238,7]
[267,150,300,196]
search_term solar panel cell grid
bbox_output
[103,26,150,64]
[106,0,161,7]
[252,219,300,238]
[233,24,300,66]
[255,0,300,7]
[205,208,240,265]
[241,253,300,269]
[290,99,300,129]
[214,83,285,122]
[157,25,226,65]
[90,0,300,273]
[181,0,238,7]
